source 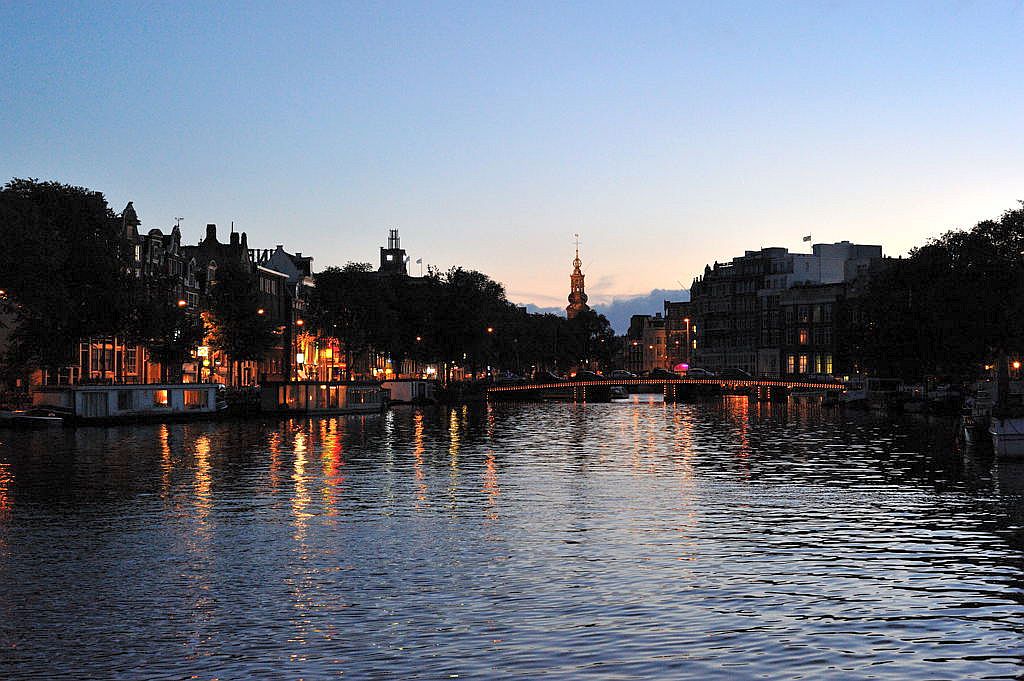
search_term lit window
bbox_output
[184,390,207,409]
[798,328,809,345]
[798,355,808,374]
[787,355,796,374]
[152,390,169,407]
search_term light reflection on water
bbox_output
[0,399,1022,679]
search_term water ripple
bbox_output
[0,399,1022,678]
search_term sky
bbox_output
[3,1,1024,318]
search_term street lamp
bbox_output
[257,308,265,315]
[177,299,187,307]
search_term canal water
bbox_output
[0,397,1022,679]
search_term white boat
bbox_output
[0,408,66,427]
[990,416,1024,458]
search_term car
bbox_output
[494,371,526,384]
[719,368,753,380]
[572,370,603,381]
[684,367,716,378]
[532,370,565,383]
[649,368,680,379]
[608,370,637,380]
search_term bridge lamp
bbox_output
[1015,361,1022,370]
[177,299,187,307]
[296,318,305,327]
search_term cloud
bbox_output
[515,288,690,334]
[593,288,690,334]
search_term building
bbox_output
[689,241,883,377]
[624,313,668,374]
[778,283,844,378]
[379,228,408,275]
[664,300,692,370]
[566,239,589,320]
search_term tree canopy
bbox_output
[851,203,1024,380]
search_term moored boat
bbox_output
[990,415,1024,458]
[0,407,67,427]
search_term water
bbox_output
[1,397,1022,679]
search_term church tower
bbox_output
[566,235,590,319]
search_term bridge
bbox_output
[486,377,846,402]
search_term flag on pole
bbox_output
[802,234,812,242]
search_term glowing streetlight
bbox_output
[1014,361,1021,370]
[257,308,265,315]
[486,326,494,334]
[296,318,304,327]
[177,299,187,307]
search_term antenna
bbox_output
[174,216,183,228]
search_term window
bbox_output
[184,390,207,409]
[798,328,809,345]
[799,354,808,374]
[824,354,833,374]
[125,347,137,374]
[798,305,810,323]
[813,305,821,323]
[787,355,796,374]
[117,391,133,410]
[823,304,833,322]
[152,389,170,407]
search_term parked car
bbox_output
[608,370,637,380]
[532,370,565,383]
[649,368,680,379]
[719,368,753,380]
[494,372,526,384]
[573,370,604,381]
[685,367,716,378]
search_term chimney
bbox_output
[230,232,240,247]
[295,252,302,258]
[241,232,248,249]
[206,224,217,242]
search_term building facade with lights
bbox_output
[689,241,883,377]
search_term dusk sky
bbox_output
[4,2,1024,311]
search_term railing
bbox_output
[487,378,845,393]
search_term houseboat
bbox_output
[32,383,224,423]
[381,379,437,405]
[260,381,387,415]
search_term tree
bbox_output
[206,260,277,385]
[133,273,205,382]
[852,202,1024,380]
[311,263,394,379]
[0,179,133,374]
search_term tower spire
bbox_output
[566,234,590,320]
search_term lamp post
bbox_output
[684,317,691,365]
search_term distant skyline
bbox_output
[4,2,1024,312]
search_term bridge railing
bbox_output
[486,378,846,393]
